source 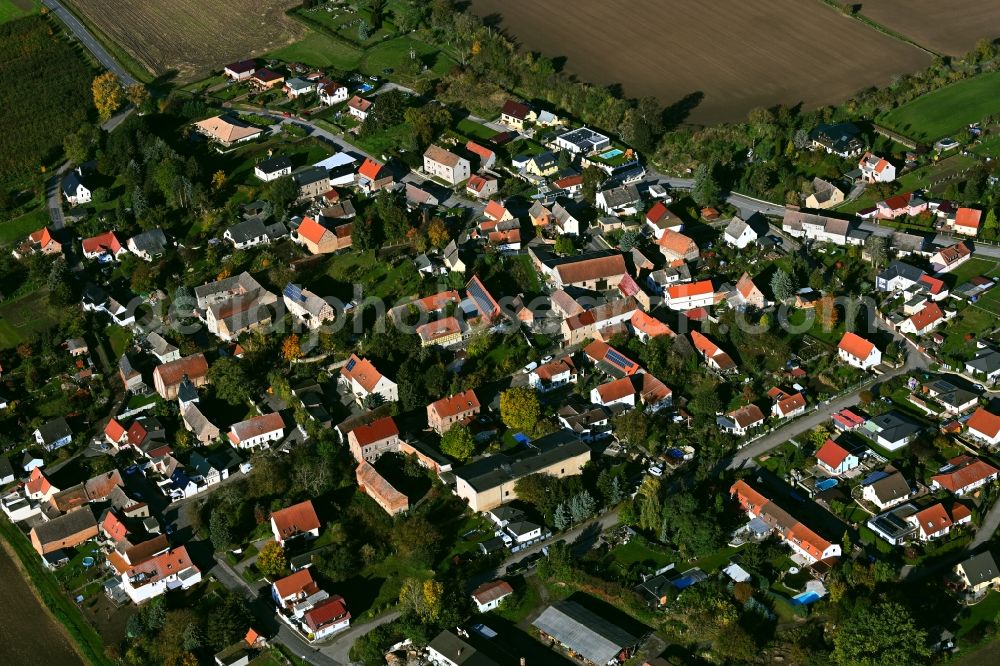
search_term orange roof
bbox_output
[777,392,806,414]
[272,568,319,601]
[730,479,769,512]
[596,377,635,403]
[646,201,679,227]
[729,404,765,428]
[350,416,399,446]
[735,272,760,299]
[535,357,575,381]
[554,254,627,285]
[102,511,129,542]
[416,316,462,342]
[429,390,480,419]
[489,228,521,244]
[635,372,672,403]
[657,229,697,255]
[784,522,831,560]
[553,174,583,189]
[690,330,720,357]
[348,95,372,112]
[908,302,943,331]
[838,332,876,360]
[465,141,495,161]
[30,227,57,247]
[26,468,53,496]
[913,503,952,534]
[340,354,386,392]
[951,503,972,522]
[104,418,126,442]
[955,207,982,229]
[356,462,408,512]
[357,157,385,181]
[815,439,852,469]
[416,290,460,312]
[918,274,945,295]
[271,500,321,540]
[667,279,713,300]
[154,353,209,388]
[874,158,891,173]
[932,457,1000,492]
[228,412,284,444]
[968,408,1000,439]
[297,216,331,245]
[629,311,673,338]
[125,546,197,586]
[467,174,492,193]
[483,200,509,221]
[472,580,514,605]
[82,231,123,255]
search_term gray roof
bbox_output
[226,218,269,244]
[258,155,292,174]
[532,600,639,665]
[890,231,927,252]
[967,349,1000,375]
[293,166,329,187]
[600,184,641,209]
[453,432,589,493]
[31,507,96,545]
[866,470,910,503]
[62,170,86,197]
[868,412,921,443]
[959,551,1000,586]
[878,261,925,284]
[36,417,72,446]
[427,630,498,666]
[0,455,13,479]
[129,228,168,255]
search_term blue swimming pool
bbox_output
[816,478,839,491]
[599,148,623,160]
[792,591,822,605]
[357,83,374,93]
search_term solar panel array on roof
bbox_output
[467,277,498,319]
[283,283,305,303]
[345,358,357,371]
[606,349,635,371]
[862,470,889,486]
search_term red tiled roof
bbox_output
[968,408,1000,439]
[595,377,635,403]
[483,200,509,221]
[952,503,972,522]
[882,192,912,211]
[104,418,126,442]
[82,231,123,255]
[465,141,494,161]
[297,217,330,244]
[429,390,480,420]
[416,316,462,341]
[271,500,321,539]
[357,157,384,181]
[26,468,53,496]
[229,412,284,444]
[273,568,319,601]
[535,358,575,381]
[489,228,521,245]
[908,302,943,332]
[777,392,806,415]
[918,274,945,295]
[955,207,982,229]
[816,439,851,469]
[304,595,350,631]
[154,353,209,388]
[102,511,129,542]
[340,354,386,392]
[416,290,460,312]
[838,332,876,360]
[127,421,147,447]
[553,174,583,189]
[350,416,399,446]
[667,279,713,300]
[729,404,765,428]
[348,96,372,112]
[472,580,514,605]
[657,229,697,255]
[501,99,531,120]
[730,479,769,513]
[554,254,627,285]
[913,503,951,535]
[629,311,673,338]
[646,201,678,227]
[467,174,492,193]
[932,457,999,492]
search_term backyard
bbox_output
[0,288,58,348]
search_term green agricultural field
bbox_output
[269,31,362,71]
[0,0,35,24]
[0,206,47,245]
[879,71,1000,142]
[0,288,58,348]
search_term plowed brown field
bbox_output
[67,0,305,80]
[859,0,1000,57]
[469,0,931,125]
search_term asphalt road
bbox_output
[41,0,137,85]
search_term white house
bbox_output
[931,456,1000,496]
[119,546,202,604]
[722,216,758,249]
[967,408,1000,446]
[339,354,398,404]
[228,413,284,450]
[772,392,806,419]
[471,580,514,613]
[861,471,911,511]
[301,595,351,640]
[837,332,881,370]
[423,145,471,185]
[552,203,581,236]
[899,302,945,336]
[270,500,321,547]
[815,439,860,475]
[664,280,715,311]
[254,156,292,182]
[346,96,372,121]
[590,377,636,408]
[318,82,348,106]
[528,358,577,393]
[62,169,91,205]
[858,152,895,183]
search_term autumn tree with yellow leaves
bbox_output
[92,72,123,120]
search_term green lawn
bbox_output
[956,591,1000,639]
[269,31,362,70]
[879,71,1000,142]
[941,304,999,358]
[0,206,47,245]
[105,325,131,358]
[0,288,58,348]
[350,121,414,157]
[360,36,453,79]
[0,0,35,24]
[456,118,498,141]
[948,257,1000,288]
[607,539,674,570]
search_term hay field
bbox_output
[468,0,931,125]
[67,0,305,80]
[859,0,1000,57]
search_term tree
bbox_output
[440,423,475,461]
[612,408,648,446]
[568,490,596,523]
[582,166,604,200]
[211,170,226,192]
[983,208,999,240]
[256,541,286,577]
[618,229,642,251]
[125,83,149,109]
[208,358,252,405]
[398,577,444,624]
[92,71,123,120]
[832,602,929,666]
[63,124,100,165]
[553,503,569,530]
[282,334,303,362]
[209,509,232,552]
[427,217,450,248]
[815,295,839,329]
[864,235,888,269]
[771,269,795,302]
[692,162,720,206]
[391,515,441,562]
[500,386,540,434]
[265,176,298,213]
[205,592,253,650]
[353,217,379,251]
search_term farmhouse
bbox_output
[355,157,393,193]
[293,216,352,254]
[657,230,699,263]
[423,145,471,185]
[193,116,263,147]
[283,283,334,330]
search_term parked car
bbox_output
[523,361,538,374]
[541,355,554,364]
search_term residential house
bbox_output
[549,253,628,290]
[127,229,168,261]
[862,471,911,510]
[34,417,72,451]
[293,216,352,254]
[772,390,807,419]
[782,208,852,245]
[416,317,465,347]
[302,595,351,640]
[645,201,683,238]
[956,551,1000,596]
[249,68,284,90]
[809,122,863,158]
[465,141,496,171]
[732,272,766,309]
[356,462,409,515]
[499,100,535,130]
[657,230,699,263]
[193,115,263,147]
[482,200,513,224]
[877,261,926,292]
[119,545,201,603]
[355,157,393,194]
[347,416,400,463]
[931,456,1000,496]
[930,241,973,273]
[466,174,498,199]
[283,283,335,330]
[591,377,637,409]
[553,126,611,154]
[81,231,126,261]
[453,432,591,512]
[552,202,581,235]
[718,404,766,436]
[864,412,921,450]
[487,228,521,252]
[526,151,559,177]
[553,174,583,195]
[283,77,313,98]
[318,81,348,105]
[952,207,982,236]
[423,145,471,185]
[967,408,1000,446]
[858,152,896,183]
[528,359,577,393]
[876,192,927,220]
[228,412,285,450]
[293,167,331,200]
[561,298,638,345]
[224,217,284,249]
[529,201,555,228]
[118,355,144,392]
[25,467,57,501]
[153,353,209,400]
[194,272,278,341]
[30,508,98,555]
[906,503,971,541]
[271,568,321,610]
[723,215,767,249]
[966,349,1000,385]
[815,439,860,475]
[254,156,293,182]
[223,60,255,80]
[731,480,841,563]
[427,630,498,666]
[427,390,480,434]
[924,379,978,415]
[270,500,321,547]
[806,178,845,209]
[346,96,372,120]
[691,331,736,373]
[13,226,61,258]
[596,184,641,215]
[629,311,673,342]
[557,404,619,442]
[664,280,715,311]
[181,403,220,444]
[471,580,514,613]
[900,302,945,336]
[838,332,882,370]
[62,169,91,205]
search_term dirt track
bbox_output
[469,0,931,125]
